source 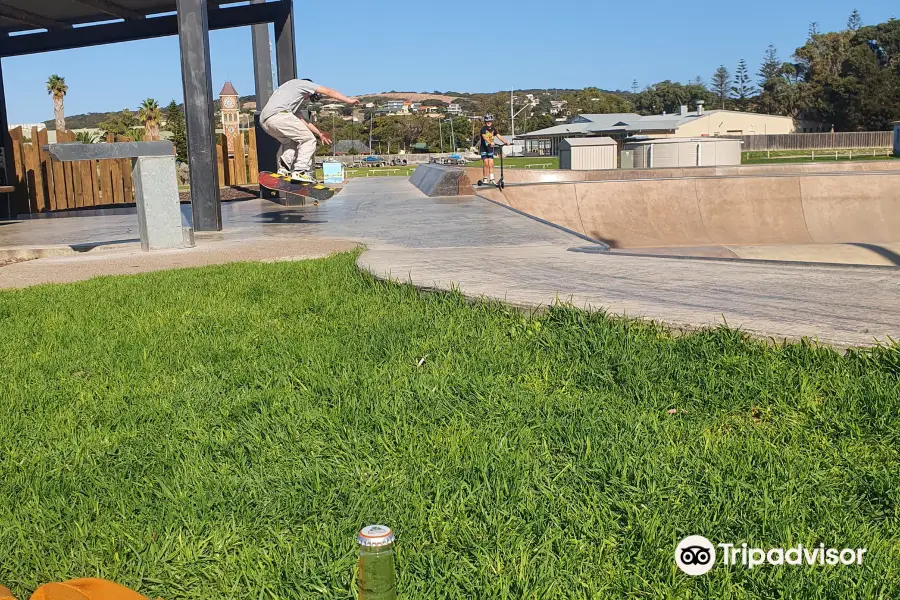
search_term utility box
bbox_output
[559,137,618,170]
[620,150,634,169]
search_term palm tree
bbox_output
[46,75,68,132]
[138,98,162,141]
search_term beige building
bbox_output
[520,102,827,155]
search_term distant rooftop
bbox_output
[220,81,239,97]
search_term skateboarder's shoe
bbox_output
[291,171,317,184]
[277,167,290,177]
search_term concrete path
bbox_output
[2,177,899,347]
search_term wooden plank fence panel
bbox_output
[71,152,84,208]
[110,159,124,204]
[220,135,232,185]
[234,133,247,185]
[51,156,67,211]
[98,158,112,204]
[8,127,28,214]
[29,127,46,212]
[247,128,258,184]
[216,142,225,188]
[35,128,51,212]
[22,143,37,213]
[90,160,101,206]
[115,136,134,203]
[60,130,77,209]
[122,159,134,202]
[79,161,93,207]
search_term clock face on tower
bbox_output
[223,97,236,109]
[227,126,236,135]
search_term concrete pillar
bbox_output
[250,0,274,108]
[274,0,297,85]
[251,0,277,175]
[177,0,222,231]
[0,58,12,219]
[133,156,191,251]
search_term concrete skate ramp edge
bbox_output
[410,164,474,197]
[478,171,900,248]
[464,159,900,186]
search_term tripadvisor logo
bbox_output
[675,536,867,576]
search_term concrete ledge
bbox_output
[410,164,474,197]
[45,141,175,162]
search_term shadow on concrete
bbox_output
[70,239,141,252]
[848,243,900,266]
[256,211,327,225]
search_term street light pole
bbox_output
[439,119,443,153]
[511,87,515,138]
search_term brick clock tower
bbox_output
[219,81,239,154]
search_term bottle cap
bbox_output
[357,525,394,547]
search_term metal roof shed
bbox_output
[624,137,742,168]
[559,137,618,170]
[0,0,297,227]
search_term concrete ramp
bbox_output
[410,164,474,197]
[466,159,900,186]
[479,171,900,250]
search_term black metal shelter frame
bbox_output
[0,0,295,229]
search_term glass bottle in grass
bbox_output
[357,525,396,600]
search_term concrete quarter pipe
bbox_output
[476,167,900,266]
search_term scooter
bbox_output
[476,144,505,190]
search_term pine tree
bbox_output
[758,45,781,87]
[710,66,731,109]
[631,79,639,95]
[808,22,820,40]
[847,9,862,31]
[165,100,188,162]
[730,59,756,109]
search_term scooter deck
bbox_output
[476,179,505,190]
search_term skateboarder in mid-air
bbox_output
[260,78,359,183]
[474,114,510,185]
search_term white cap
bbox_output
[357,525,394,547]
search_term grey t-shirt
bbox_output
[260,79,320,123]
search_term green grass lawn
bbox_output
[742,150,897,164]
[1,254,899,598]
[465,157,560,170]
[314,166,418,180]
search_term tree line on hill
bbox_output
[564,11,898,132]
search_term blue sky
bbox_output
[2,0,896,123]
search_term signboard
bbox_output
[323,162,344,185]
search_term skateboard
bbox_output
[475,144,505,190]
[258,172,337,206]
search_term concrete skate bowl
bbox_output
[476,169,900,267]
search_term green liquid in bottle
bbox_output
[358,525,396,600]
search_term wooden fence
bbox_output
[6,127,258,215]
[740,131,893,152]
[216,130,258,188]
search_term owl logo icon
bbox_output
[675,536,716,576]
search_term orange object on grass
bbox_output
[0,579,150,600]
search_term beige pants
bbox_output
[261,112,317,173]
